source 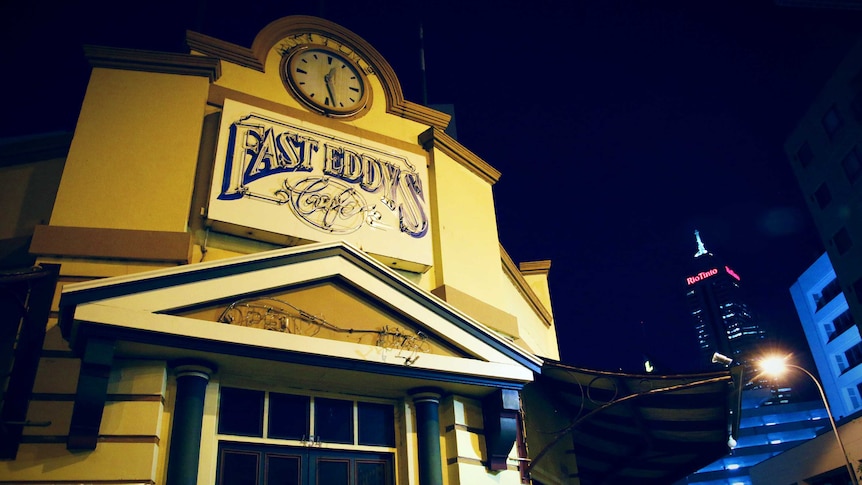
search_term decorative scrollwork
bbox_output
[218,297,430,364]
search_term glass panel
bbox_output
[266,453,301,485]
[357,460,388,485]
[219,387,265,436]
[219,449,260,485]
[316,458,349,485]
[314,397,353,444]
[269,393,310,440]
[357,401,394,447]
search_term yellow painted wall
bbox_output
[3,354,169,484]
[430,150,503,305]
[440,395,524,485]
[50,68,210,232]
[500,274,560,360]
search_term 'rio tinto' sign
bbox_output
[686,265,742,285]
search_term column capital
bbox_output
[409,387,444,404]
[170,359,217,380]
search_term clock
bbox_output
[281,45,369,117]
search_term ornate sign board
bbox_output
[207,99,433,272]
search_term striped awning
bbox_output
[526,360,743,485]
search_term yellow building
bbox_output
[0,15,740,485]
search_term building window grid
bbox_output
[217,387,396,449]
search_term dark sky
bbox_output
[4,1,862,374]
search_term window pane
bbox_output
[219,387,264,436]
[315,398,353,444]
[269,393,310,440]
[357,460,389,485]
[316,458,349,485]
[219,450,260,485]
[358,402,394,447]
[266,453,301,485]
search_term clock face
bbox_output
[283,46,368,117]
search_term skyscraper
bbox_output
[685,230,766,379]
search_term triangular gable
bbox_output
[59,241,540,388]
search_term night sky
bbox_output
[4,1,862,374]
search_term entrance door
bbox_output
[216,442,394,485]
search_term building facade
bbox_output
[681,388,831,485]
[685,231,766,378]
[792,251,862,420]
[785,38,862,336]
[0,15,742,485]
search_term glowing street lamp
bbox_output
[760,355,859,485]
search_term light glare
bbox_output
[760,356,788,376]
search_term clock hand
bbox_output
[324,68,337,106]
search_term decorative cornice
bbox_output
[419,127,501,185]
[519,260,551,276]
[185,16,450,129]
[83,45,221,82]
[500,246,553,327]
[186,30,262,71]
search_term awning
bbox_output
[525,360,742,485]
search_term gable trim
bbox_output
[59,242,542,373]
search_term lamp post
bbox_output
[761,356,859,485]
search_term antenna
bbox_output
[419,21,428,106]
[694,230,710,258]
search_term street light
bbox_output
[760,355,859,485]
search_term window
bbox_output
[216,388,396,485]
[829,309,856,341]
[814,278,842,311]
[850,386,862,411]
[218,387,264,437]
[822,104,843,138]
[813,183,832,209]
[796,141,814,168]
[836,353,849,373]
[842,146,861,184]
[833,227,853,255]
[216,442,394,485]
[217,387,395,447]
[845,342,862,370]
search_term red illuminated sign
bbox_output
[687,268,718,285]
[725,265,740,281]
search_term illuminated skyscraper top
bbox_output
[694,229,711,258]
[685,231,766,379]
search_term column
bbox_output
[411,388,444,485]
[166,361,216,485]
